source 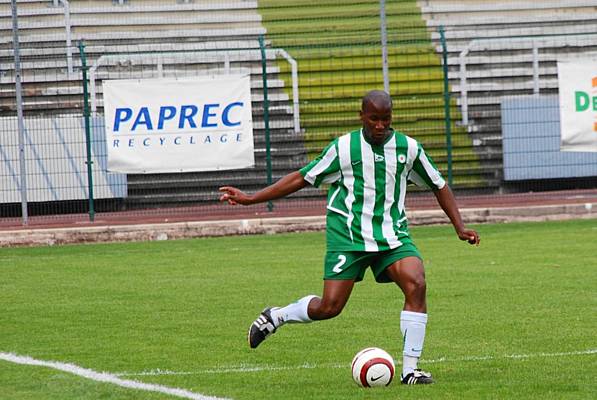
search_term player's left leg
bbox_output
[384,257,434,384]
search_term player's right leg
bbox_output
[304,279,355,320]
[248,279,355,349]
[248,250,368,349]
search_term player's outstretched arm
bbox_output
[219,171,309,206]
[433,185,480,246]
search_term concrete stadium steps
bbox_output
[6,0,593,208]
[122,185,325,207]
[420,0,595,28]
[301,123,472,154]
[0,40,290,113]
[268,30,430,48]
[0,0,278,117]
[0,27,267,50]
[258,0,426,38]
[125,157,315,207]
[258,0,485,190]
[296,65,443,84]
[1,0,307,209]
[0,1,266,51]
[431,23,597,44]
[419,0,597,189]
[424,13,597,32]
[0,64,284,85]
[419,1,595,19]
[128,160,309,191]
[0,94,294,118]
[444,37,597,138]
[418,0,595,12]
[0,68,291,113]
[301,106,457,126]
[0,1,262,33]
[120,119,309,207]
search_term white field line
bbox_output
[116,349,597,377]
[0,352,230,400]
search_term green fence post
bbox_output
[440,26,453,186]
[78,41,95,222]
[259,35,274,212]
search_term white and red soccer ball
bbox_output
[351,347,395,387]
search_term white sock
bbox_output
[400,310,428,376]
[270,295,317,328]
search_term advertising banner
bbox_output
[103,75,254,173]
[558,59,597,152]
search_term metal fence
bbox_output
[2,0,597,226]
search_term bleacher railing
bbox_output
[458,32,597,126]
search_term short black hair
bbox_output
[361,90,392,111]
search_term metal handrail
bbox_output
[56,0,73,76]
[458,33,597,126]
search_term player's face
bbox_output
[360,102,392,145]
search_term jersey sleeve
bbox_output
[407,143,446,190]
[299,140,341,187]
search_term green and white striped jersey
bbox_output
[299,129,445,252]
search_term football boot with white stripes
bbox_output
[401,369,434,385]
[248,307,277,349]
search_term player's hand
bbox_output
[219,186,252,206]
[457,228,480,246]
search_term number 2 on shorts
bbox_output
[333,254,347,274]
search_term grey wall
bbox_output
[501,95,597,181]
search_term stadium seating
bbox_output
[419,0,597,182]
[258,0,491,190]
[0,0,313,207]
[3,1,597,210]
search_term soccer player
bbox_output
[219,90,480,385]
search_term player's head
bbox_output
[360,90,393,145]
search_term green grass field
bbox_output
[1,219,596,399]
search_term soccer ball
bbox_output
[351,347,395,387]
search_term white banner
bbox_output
[103,75,254,173]
[558,59,597,152]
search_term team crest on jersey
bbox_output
[374,154,385,162]
[398,154,406,163]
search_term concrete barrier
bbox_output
[1,202,595,247]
